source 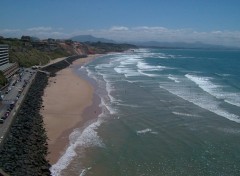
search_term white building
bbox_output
[0,44,9,66]
[0,44,19,79]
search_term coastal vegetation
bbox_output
[86,41,137,53]
[0,37,137,68]
[0,38,69,67]
[0,36,136,86]
[0,71,7,86]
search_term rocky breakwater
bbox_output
[0,55,87,175]
[0,72,50,175]
[42,55,87,76]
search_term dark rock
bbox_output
[0,55,86,176]
[0,72,51,175]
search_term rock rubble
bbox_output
[0,55,86,175]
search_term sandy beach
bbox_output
[41,55,101,164]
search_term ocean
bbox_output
[51,48,240,176]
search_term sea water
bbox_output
[51,48,240,176]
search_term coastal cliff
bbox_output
[0,37,137,68]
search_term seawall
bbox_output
[0,72,50,175]
[0,55,87,175]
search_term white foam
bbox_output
[85,67,118,115]
[172,111,200,117]
[119,56,141,65]
[151,53,175,59]
[101,74,117,103]
[125,72,141,77]
[168,75,180,83]
[85,67,98,82]
[135,48,151,53]
[136,49,173,59]
[114,66,140,78]
[137,61,166,71]
[100,73,121,104]
[140,52,158,58]
[186,74,240,107]
[78,66,85,71]
[218,128,240,134]
[113,52,167,79]
[224,99,240,107]
[114,67,125,74]
[186,74,220,93]
[120,59,138,65]
[140,51,174,59]
[95,63,113,70]
[137,69,159,77]
[116,102,140,108]
[126,80,140,84]
[157,55,169,59]
[50,119,104,176]
[160,82,240,123]
[215,73,231,77]
[79,167,92,176]
[150,131,159,135]
[114,54,141,64]
[105,80,116,103]
[136,128,158,135]
[100,97,116,115]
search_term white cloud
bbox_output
[0,29,21,38]
[133,26,167,32]
[0,29,20,33]
[212,30,222,34]
[23,26,69,39]
[109,26,129,31]
[0,26,70,39]
[1,26,240,47]
[27,26,52,32]
[84,26,240,47]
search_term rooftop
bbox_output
[0,63,15,72]
[0,44,8,49]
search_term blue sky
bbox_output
[1,0,240,46]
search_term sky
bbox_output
[1,0,240,47]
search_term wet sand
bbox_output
[41,55,101,164]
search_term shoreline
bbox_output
[41,54,102,164]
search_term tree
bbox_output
[0,71,7,87]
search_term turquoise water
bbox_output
[52,49,240,176]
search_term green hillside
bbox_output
[0,37,137,87]
[0,38,69,67]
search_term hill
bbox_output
[86,42,137,53]
[0,37,137,68]
[0,38,70,67]
[132,41,240,49]
[70,35,115,43]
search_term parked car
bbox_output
[2,116,7,120]
[4,112,9,118]
[0,118,4,124]
[10,102,15,109]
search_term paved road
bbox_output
[0,68,36,144]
